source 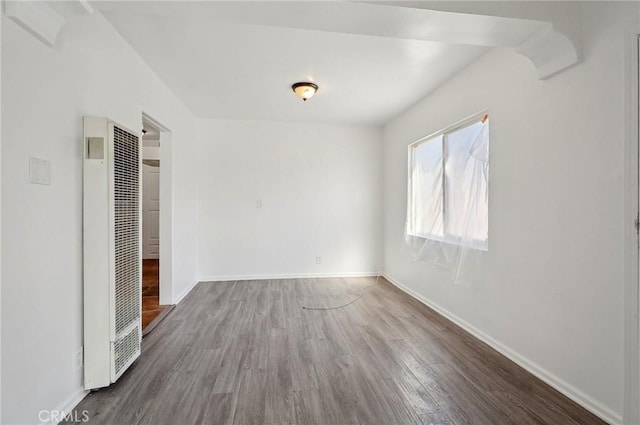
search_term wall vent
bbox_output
[83,117,142,390]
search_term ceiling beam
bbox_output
[515,25,578,79]
[3,0,93,47]
[363,1,581,79]
[96,1,578,80]
[3,0,65,47]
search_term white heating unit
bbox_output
[83,117,142,390]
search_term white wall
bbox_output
[0,10,4,424]
[382,3,638,423]
[2,1,635,424]
[1,11,199,425]
[197,119,382,280]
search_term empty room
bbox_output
[2,1,640,424]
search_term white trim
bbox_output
[158,131,172,306]
[173,279,200,305]
[199,271,380,282]
[408,110,488,148]
[141,112,171,133]
[141,112,173,306]
[38,387,89,425]
[624,24,640,425]
[382,272,622,425]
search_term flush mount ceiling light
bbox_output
[292,82,318,102]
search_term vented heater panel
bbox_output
[83,117,142,390]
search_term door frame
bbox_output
[624,26,640,425]
[141,112,173,306]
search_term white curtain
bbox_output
[405,119,489,284]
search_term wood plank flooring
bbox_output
[142,259,167,330]
[70,277,606,425]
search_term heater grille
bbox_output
[114,326,139,376]
[113,125,140,337]
[84,117,141,390]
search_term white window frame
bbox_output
[407,112,489,249]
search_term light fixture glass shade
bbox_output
[292,82,318,101]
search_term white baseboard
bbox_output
[38,387,89,425]
[173,279,200,305]
[382,273,622,425]
[199,271,380,282]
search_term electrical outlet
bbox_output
[256,199,262,208]
[316,256,321,264]
[73,346,83,371]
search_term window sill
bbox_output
[406,232,488,252]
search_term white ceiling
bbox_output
[95,1,549,126]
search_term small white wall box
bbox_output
[29,157,51,185]
[83,117,142,390]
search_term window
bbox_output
[407,114,489,250]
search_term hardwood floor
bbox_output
[71,277,606,425]
[142,259,167,330]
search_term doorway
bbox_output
[141,116,173,333]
